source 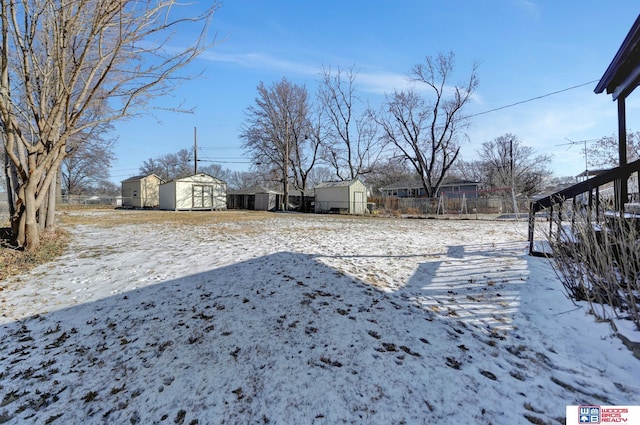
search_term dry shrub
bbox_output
[548,208,640,330]
[0,227,70,281]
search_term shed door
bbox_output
[354,191,365,214]
[193,185,213,208]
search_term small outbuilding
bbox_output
[314,179,368,215]
[159,173,227,211]
[227,186,281,211]
[121,174,163,208]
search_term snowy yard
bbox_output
[0,210,638,424]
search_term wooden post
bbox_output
[618,97,628,212]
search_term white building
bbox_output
[314,179,368,215]
[159,173,227,211]
[121,174,163,208]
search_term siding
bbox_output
[159,174,227,211]
[314,180,367,214]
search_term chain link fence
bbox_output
[0,192,8,223]
[60,195,121,207]
[369,196,532,216]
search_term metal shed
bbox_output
[227,186,281,211]
[121,174,163,208]
[314,179,368,214]
[159,173,227,211]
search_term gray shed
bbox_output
[121,174,163,208]
[314,179,368,214]
[227,186,281,211]
[159,173,227,211]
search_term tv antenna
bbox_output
[556,138,599,178]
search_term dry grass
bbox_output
[57,207,276,227]
[0,227,70,282]
[0,208,282,282]
[0,206,496,283]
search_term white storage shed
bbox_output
[314,179,368,215]
[121,174,163,208]
[159,173,227,211]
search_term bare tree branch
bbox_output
[1,0,220,249]
[376,52,478,197]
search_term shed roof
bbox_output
[228,186,280,195]
[121,174,163,183]
[595,14,640,100]
[315,179,364,189]
[162,173,227,185]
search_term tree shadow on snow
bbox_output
[0,251,491,424]
[399,240,530,334]
[0,242,593,425]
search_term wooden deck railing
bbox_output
[528,158,640,256]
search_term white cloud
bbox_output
[201,51,320,76]
[464,88,633,176]
[355,72,414,94]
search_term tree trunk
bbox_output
[46,170,57,229]
[22,182,40,250]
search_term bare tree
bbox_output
[376,52,478,198]
[241,78,320,210]
[363,156,414,196]
[477,133,551,197]
[586,131,640,170]
[449,158,487,184]
[318,66,382,180]
[223,170,265,190]
[1,0,219,249]
[198,163,234,182]
[139,149,193,181]
[62,133,116,196]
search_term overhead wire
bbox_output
[468,79,600,118]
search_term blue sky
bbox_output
[109,1,640,183]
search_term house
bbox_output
[314,179,368,215]
[594,14,640,210]
[227,186,281,211]
[528,15,640,255]
[121,174,163,208]
[379,179,481,199]
[159,173,227,211]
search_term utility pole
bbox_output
[193,126,197,174]
[283,119,289,211]
[510,138,519,219]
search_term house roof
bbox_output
[379,179,480,191]
[575,168,612,178]
[595,14,640,100]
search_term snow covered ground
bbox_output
[0,210,638,424]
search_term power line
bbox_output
[469,79,600,118]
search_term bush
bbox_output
[548,209,640,330]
